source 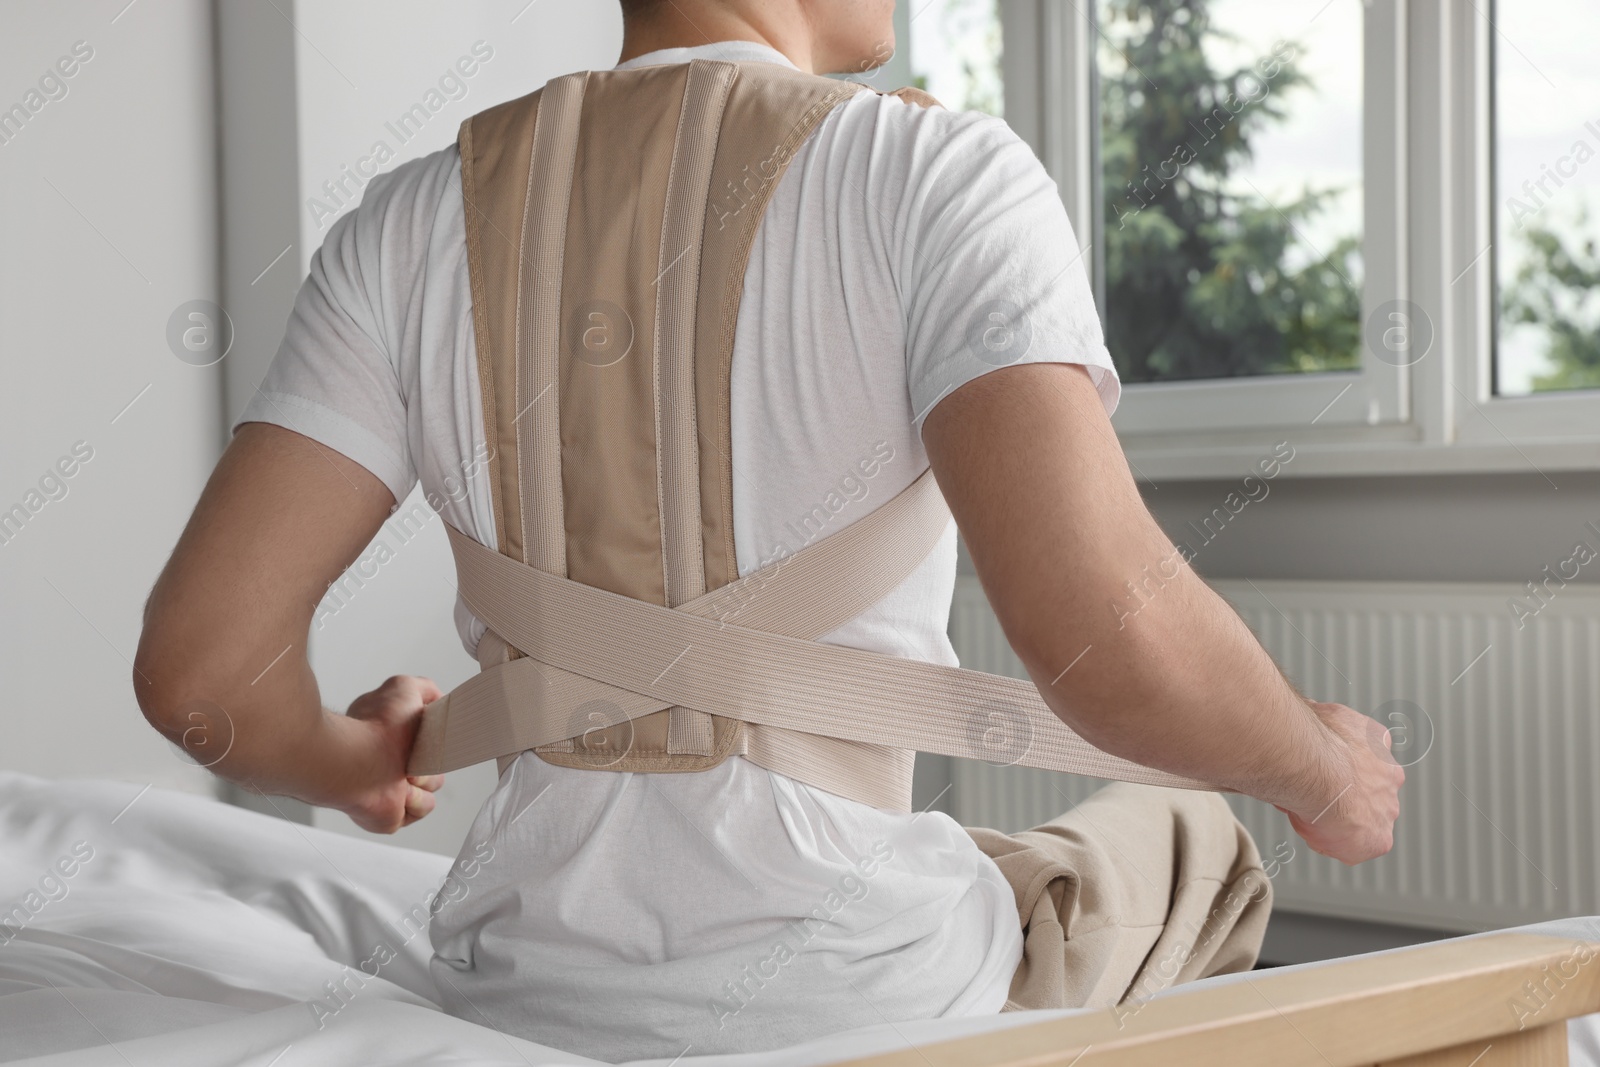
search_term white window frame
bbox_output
[996,0,1600,479]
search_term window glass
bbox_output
[1492,0,1600,396]
[1097,0,1364,384]
[906,0,1003,116]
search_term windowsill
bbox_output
[1120,430,1600,481]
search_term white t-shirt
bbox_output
[236,40,1116,1062]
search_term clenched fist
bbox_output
[1276,701,1405,866]
[313,675,447,834]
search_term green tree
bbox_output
[1099,0,1362,383]
[1501,209,1600,392]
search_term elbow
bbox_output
[1002,567,1127,693]
[132,626,185,740]
[1010,589,1187,757]
[134,579,185,736]
[1008,612,1121,748]
[133,615,227,743]
[133,631,241,767]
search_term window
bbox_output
[1492,0,1600,398]
[1096,0,1364,387]
[897,1,1600,474]
[994,0,1409,444]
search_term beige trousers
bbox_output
[965,782,1273,1013]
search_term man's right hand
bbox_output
[1278,701,1405,866]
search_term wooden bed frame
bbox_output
[835,933,1600,1066]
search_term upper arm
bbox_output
[920,361,1175,674]
[133,423,394,720]
[137,155,450,716]
[888,108,1160,671]
[229,153,453,507]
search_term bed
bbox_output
[2,772,1597,1066]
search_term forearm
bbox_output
[131,424,403,808]
[1017,553,1339,814]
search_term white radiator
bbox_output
[946,575,1600,933]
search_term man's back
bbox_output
[229,40,1110,1058]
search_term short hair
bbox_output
[619,0,671,17]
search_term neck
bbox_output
[618,5,816,73]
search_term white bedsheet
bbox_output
[1,772,1597,1066]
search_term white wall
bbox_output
[1,0,620,854]
[0,0,225,798]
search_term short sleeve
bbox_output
[893,107,1120,437]
[231,168,418,505]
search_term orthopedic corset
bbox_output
[405,58,1208,811]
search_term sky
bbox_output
[906,0,1002,114]
[1201,0,1363,279]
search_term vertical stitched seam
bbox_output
[458,115,509,558]
[653,67,693,611]
[655,67,693,752]
[512,98,542,565]
[536,72,587,581]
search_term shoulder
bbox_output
[307,142,463,300]
[292,142,464,372]
[830,86,1030,158]
[335,142,462,245]
[819,88,1051,205]
[308,142,462,259]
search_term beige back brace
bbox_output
[406,59,1209,811]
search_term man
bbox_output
[133,0,1402,1059]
